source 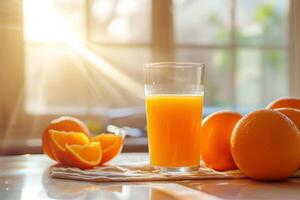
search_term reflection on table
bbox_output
[1,153,300,200]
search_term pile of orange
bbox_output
[42,117,123,169]
[201,97,300,181]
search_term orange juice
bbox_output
[146,95,203,167]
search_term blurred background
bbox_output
[0,0,299,155]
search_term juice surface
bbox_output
[146,95,203,167]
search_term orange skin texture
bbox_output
[64,142,102,169]
[42,116,90,161]
[200,111,242,171]
[276,108,300,169]
[91,134,123,164]
[276,108,300,131]
[231,109,300,181]
[49,130,90,164]
[266,97,300,110]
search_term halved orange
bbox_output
[49,130,90,163]
[64,142,102,169]
[42,116,90,161]
[91,133,123,164]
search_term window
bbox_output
[90,0,151,44]
[24,0,150,115]
[173,0,289,111]
[24,0,290,117]
[0,0,297,154]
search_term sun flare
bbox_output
[23,0,143,115]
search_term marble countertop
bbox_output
[1,153,300,200]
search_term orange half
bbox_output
[64,142,102,169]
[91,133,123,164]
[49,130,90,163]
[42,116,90,161]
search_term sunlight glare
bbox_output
[23,0,82,43]
[92,0,115,21]
[108,18,131,40]
[72,42,144,99]
[24,0,143,114]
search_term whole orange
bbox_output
[42,116,90,160]
[231,109,300,181]
[200,111,242,171]
[267,97,300,110]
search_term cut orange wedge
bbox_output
[42,116,90,161]
[64,142,102,169]
[49,130,89,164]
[91,133,123,164]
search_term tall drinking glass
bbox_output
[144,62,205,173]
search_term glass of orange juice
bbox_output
[144,62,204,173]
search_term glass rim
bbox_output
[144,62,205,68]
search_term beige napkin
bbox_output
[50,162,250,182]
[50,152,300,182]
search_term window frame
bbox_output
[173,0,291,109]
[289,0,300,97]
[85,0,295,108]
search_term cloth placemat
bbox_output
[50,162,300,182]
[50,162,250,182]
[49,151,300,182]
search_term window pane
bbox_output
[236,0,289,45]
[86,46,151,108]
[236,49,288,110]
[173,0,231,45]
[23,0,85,43]
[91,46,151,84]
[91,0,151,43]
[25,45,150,114]
[261,49,288,104]
[176,48,232,108]
[26,45,91,113]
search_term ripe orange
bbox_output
[42,116,90,160]
[91,133,123,164]
[64,142,102,169]
[276,108,300,131]
[231,109,300,181]
[266,97,300,110]
[49,130,89,163]
[200,111,242,171]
